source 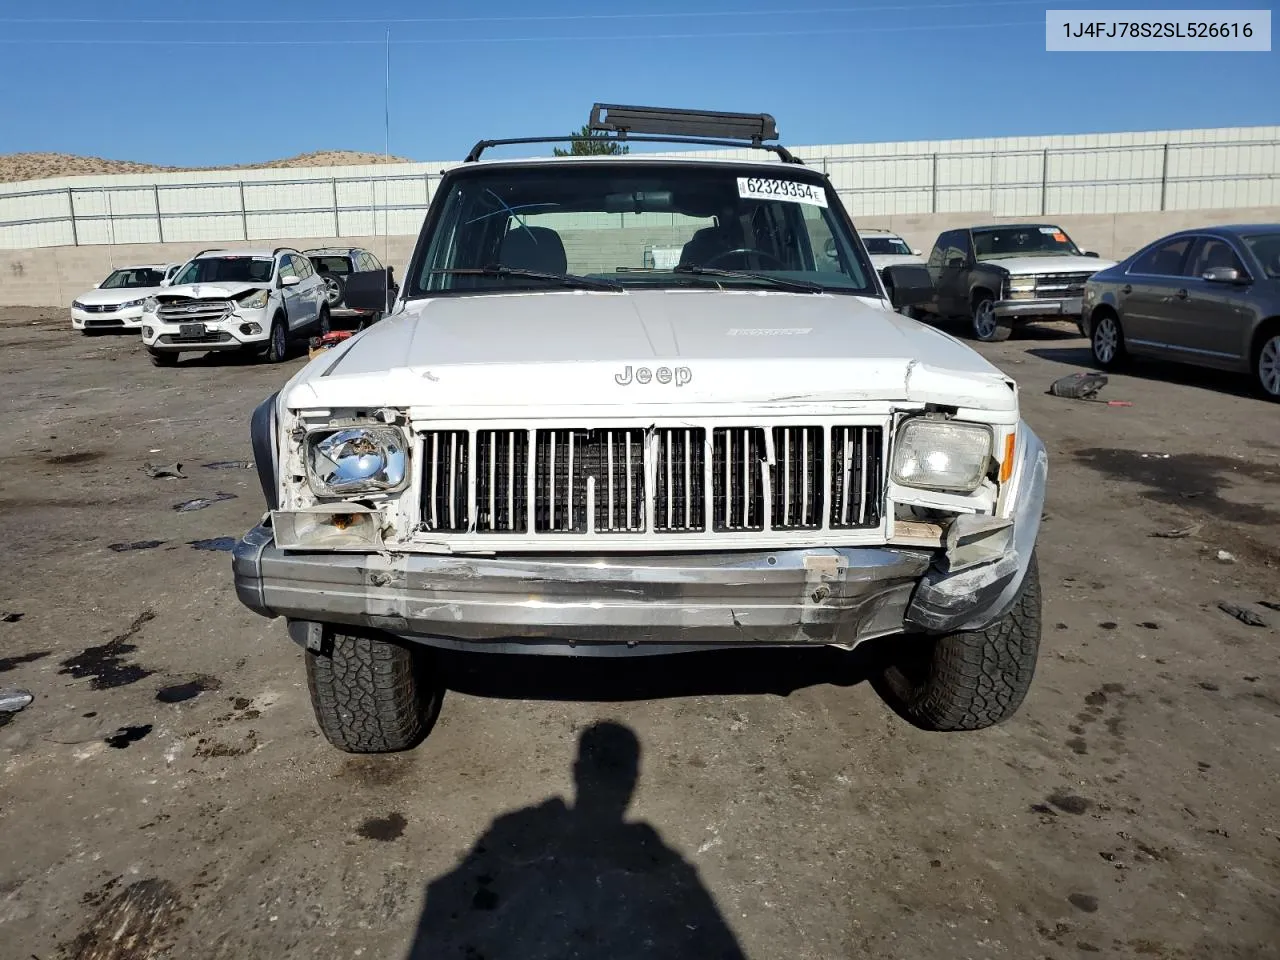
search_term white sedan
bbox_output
[71,263,181,334]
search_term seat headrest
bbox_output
[499,226,567,275]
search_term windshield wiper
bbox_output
[672,264,824,293]
[429,265,622,291]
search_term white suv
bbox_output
[141,247,329,366]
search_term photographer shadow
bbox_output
[406,720,746,960]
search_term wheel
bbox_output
[321,274,345,308]
[265,315,288,363]
[1089,310,1127,369]
[875,553,1042,731]
[148,348,177,367]
[1257,330,1280,402]
[305,627,444,753]
[971,294,1013,342]
[317,306,331,336]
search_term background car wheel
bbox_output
[874,552,1041,731]
[1090,310,1127,368]
[147,348,177,367]
[1256,330,1280,401]
[305,627,444,753]
[971,295,1012,342]
[322,274,345,308]
[265,316,288,363]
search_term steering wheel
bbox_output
[702,248,788,270]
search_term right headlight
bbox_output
[142,297,159,313]
[305,426,409,497]
[892,419,993,493]
[239,288,271,310]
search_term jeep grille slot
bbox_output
[536,428,646,533]
[421,431,470,532]
[475,430,529,533]
[653,428,706,532]
[771,426,824,529]
[712,428,766,531]
[829,426,884,529]
[156,299,233,323]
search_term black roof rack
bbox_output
[464,102,800,165]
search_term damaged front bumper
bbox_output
[232,425,1047,656]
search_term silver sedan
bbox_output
[1081,224,1280,401]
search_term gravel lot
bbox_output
[1,307,1277,960]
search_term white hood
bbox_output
[284,290,1018,414]
[985,255,1115,275]
[869,253,926,271]
[74,286,163,306]
[159,282,265,300]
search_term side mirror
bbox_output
[1084,251,1100,258]
[1203,266,1244,284]
[281,275,301,288]
[882,263,935,310]
[912,249,922,256]
[823,238,838,260]
[946,257,966,269]
[159,278,171,287]
[344,268,396,312]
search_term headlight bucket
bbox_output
[239,288,271,310]
[892,418,993,493]
[1006,276,1036,300]
[142,297,159,313]
[305,426,409,497]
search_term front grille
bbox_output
[156,331,233,345]
[84,318,125,328]
[419,424,885,539]
[84,303,118,314]
[157,299,233,323]
[1032,272,1091,298]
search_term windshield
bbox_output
[973,225,1082,260]
[173,256,274,286]
[862,236,913,256]
[409,163,876,297]
[1242,232,1280,279]
[100,267,164,289]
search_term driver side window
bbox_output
[278,255,298,282]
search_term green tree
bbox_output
[553,124,630,157]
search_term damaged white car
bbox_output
[232,105,1048,754]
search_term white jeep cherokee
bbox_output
[232,105,1049,754]
[141,247,330,366]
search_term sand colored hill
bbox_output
[0,150,415,184]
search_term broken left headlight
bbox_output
[305,426,409,497]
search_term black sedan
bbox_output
[1080,224,1280,400]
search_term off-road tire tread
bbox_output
[305,629,440,753]
[880,553,1041,731]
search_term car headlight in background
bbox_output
[118,298,145,309]
[72,300,86,311]
[1005,276,1037,300]
[143,297,159,313]
[892,419,993,493]
[239,288,271,310]
[306,426,408,497]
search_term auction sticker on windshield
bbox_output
[737,177,828,207]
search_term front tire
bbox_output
[265,315,288,363]
[1090,310,1127,369]
[875,553,1042,731]
[1256,330,1280,402]
[148,348,178,367]
[971,294,1013,342]
[317,306,331,336]
[306,628,444,753]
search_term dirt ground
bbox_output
[1,306,1277,960]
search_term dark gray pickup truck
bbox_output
[885,223,1115,341]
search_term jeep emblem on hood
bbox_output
[614,365,691,386]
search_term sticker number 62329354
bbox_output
[736,177,828,208]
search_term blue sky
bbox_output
[0,0,1274,166]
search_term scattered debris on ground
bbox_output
[144,461,186,480]
[202,460,254,470]
[0,688,34,713]
[104,724,153,749]
[1216,550,1237,564]
[108,540,166,553]
[188,537,237,552]
[1151,523,1201,539]
[1217,602,1269,628]
[1,611,22,623]
[1048,371,1108,400]
[173,492,237,513]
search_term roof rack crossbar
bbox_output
[464,133,800,165]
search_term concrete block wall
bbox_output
[3,207,1278,308]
